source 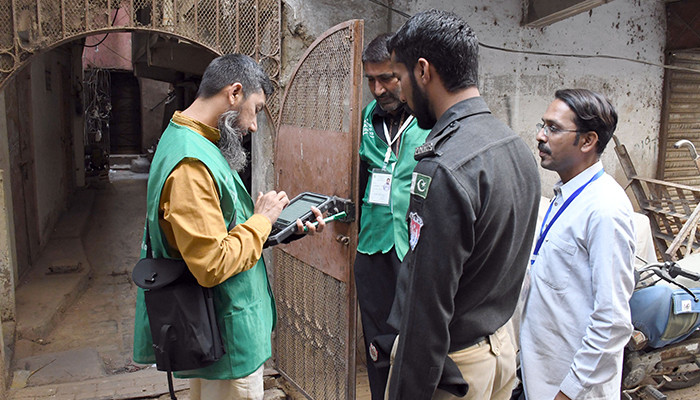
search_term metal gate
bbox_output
[273,20,363,400]
[0,0,281,119]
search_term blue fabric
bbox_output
[630,285,700,348]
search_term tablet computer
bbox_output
[265,192,334,246]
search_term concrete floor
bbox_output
[5,172,700,399]
[7,175,284,399]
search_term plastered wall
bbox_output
[456,0,666,192]
[281,0,666,195]
[30,50,75,245]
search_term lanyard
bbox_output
[382,115,414,167]
[532,169,604,261]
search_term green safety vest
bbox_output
[132,120,276,380]
[358,101,430,261]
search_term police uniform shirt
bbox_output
[386,97,541,399]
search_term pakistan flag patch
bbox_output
[411,172,432,199]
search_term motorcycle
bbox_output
[622,258,700,400]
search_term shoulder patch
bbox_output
[411,172,432,199]
[409,212,424,251]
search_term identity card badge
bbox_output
[368,169,392,205]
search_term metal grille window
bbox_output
[0,0,281,119]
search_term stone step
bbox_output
[14,238,92,342]
[15,189,95,343]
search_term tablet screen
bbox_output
[275,194,327,226]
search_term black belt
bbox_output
[462,335,488,349]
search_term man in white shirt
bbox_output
[519,89,636,400]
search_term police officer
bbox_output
[384,10,540,400]
[354,33,430,399]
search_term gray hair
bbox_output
[197,54,273,99]
[362,33,393,64]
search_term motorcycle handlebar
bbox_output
[666,262,700,282]
[637,261,700,301]
[640,261,700,282]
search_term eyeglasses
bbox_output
[536,123,578,137]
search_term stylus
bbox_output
[303,211,347,232]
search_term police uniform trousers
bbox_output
[354,249,402,400]
[189,364,264,400]
[385,322,517,400]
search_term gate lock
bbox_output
[329,196,355,223]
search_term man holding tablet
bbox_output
[133,54,324,400]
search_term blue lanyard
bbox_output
[532,169,604,261]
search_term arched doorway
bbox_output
[0,0,281,118]
[0,1,281,396]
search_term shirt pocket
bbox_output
[535,236,578,291]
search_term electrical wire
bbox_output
[364,0,700,74]
[95,42,133,63]
[478,42,700,74]
[83,68,111,147]
[366,0,410,18]
[83,8,120,48]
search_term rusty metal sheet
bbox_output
[276,125,354,281]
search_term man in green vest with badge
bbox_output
[133,54,324,400]
[355,33,430,399]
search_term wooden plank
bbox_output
[676,187,692,215]
[666,204,700,259]
[635,175,700,193]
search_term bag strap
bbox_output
[157,324,178,400]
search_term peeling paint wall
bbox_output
[449,0,666,193]
[281,0,398,106]
[281,0,666,196]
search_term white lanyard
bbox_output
[382,115,414,166]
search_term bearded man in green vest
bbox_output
[133,54,324,400]
[355,33,430,400]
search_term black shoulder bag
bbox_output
[132,226,225,400]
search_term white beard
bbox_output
[217,110,249,172]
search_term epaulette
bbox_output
[414,142,437,160]
[414,121,460,160]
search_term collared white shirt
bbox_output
[520,161,636,399]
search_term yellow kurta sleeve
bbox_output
[159,158,272,288]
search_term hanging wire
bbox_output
[83,7,121,48]
[83,68,112,171]
[366,0,410,18]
